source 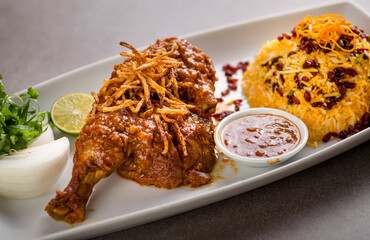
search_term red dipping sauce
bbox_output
[221,114,301,158]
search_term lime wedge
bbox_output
[51,92,94,135]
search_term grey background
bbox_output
[1,0,370,239]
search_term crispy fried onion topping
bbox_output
[94,41,193,156]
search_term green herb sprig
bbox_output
[0,74,47,155]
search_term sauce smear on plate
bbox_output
[222,114,300,158]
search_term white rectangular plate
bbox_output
[1,1,369,239]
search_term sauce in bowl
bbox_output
[221,114,301,158]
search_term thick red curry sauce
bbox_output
[221,114,300,158]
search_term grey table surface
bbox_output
[1,0,370,239]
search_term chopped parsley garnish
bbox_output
[0,74,48,155]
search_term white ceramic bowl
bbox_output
[214,108,308,167]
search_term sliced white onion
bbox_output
[0,137,69,199]
[28,124,55,148]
